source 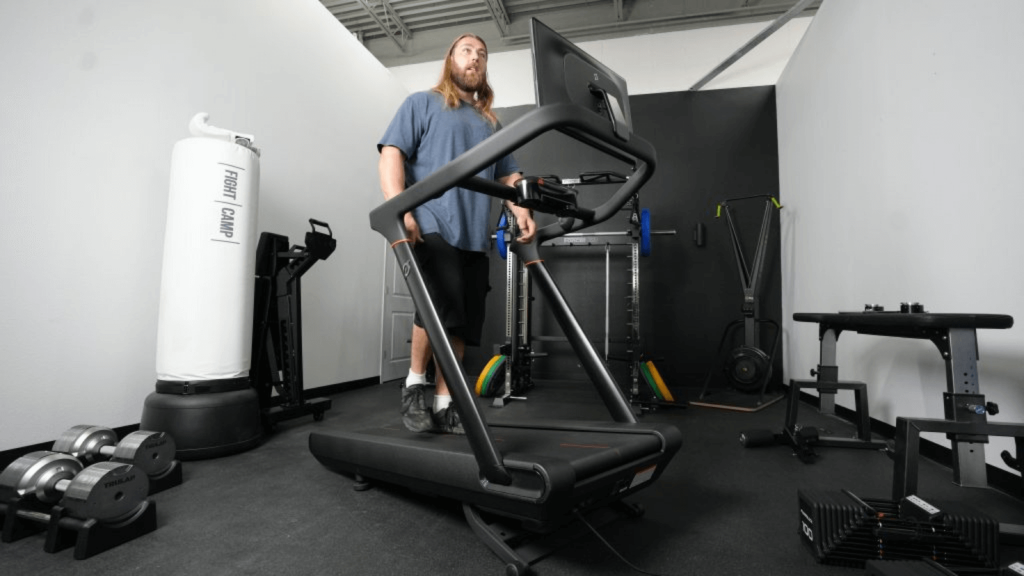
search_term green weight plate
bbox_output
[639,361,664,401]
[478,355,507,398]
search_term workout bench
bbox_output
[792,310,1014,493]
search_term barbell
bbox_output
[495,208,673,260]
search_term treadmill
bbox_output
[309,18,682,575]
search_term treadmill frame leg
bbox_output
[464,504,532,573]
[463,501,641,575]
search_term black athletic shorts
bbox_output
[413,233,490,347]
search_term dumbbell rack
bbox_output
[148,460,184,494]
[51,425,185,496]
[0,496,157,559]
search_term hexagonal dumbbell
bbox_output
[0,451,148,522]
[51,425,176,477]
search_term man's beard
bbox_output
[452,65,484,93]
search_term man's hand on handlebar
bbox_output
[404,212,423,243]
[502,173,535,244]
[508,204,536,244]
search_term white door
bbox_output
[379,243,415,384]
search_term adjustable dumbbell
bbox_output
[0,451,148,522]
[52,425,175,477]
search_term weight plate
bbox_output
[62,461,149,522]
[111,431,177,476]
[475,355,507,397]
[645,361,675,402]
[52,424,117,463]
[725,346,771,393]
[640,208,652,257]
[0,451,83,503]
[639,362,664,401]
[496,213,508,260]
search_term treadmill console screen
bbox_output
[530,18,632,141]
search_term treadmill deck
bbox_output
[309,419,681,525]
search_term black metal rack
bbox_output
[0,496,157,560]
[250,219,336,429]
[483,176,679,411]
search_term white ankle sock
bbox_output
[405,370,427,387]
[433,394,452,412]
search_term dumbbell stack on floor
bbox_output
[0,426,180,559]
[52,425,182,494]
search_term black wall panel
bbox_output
[464,86,782,395]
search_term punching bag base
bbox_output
[141,388,262,461]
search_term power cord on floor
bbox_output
[572,510,672,576]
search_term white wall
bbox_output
[777,0,1024,470]
[0,0,407,451]
[388,17,814,105]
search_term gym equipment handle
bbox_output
[308,218,333,237]
[371,103,656,247]
[715,194,782,218]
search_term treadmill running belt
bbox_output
[309,420,681,525]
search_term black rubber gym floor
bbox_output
[3,379,1024,576]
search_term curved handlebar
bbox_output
[369,103,657,246]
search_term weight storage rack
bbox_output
[480,176,678,411]
[0,495,157,559]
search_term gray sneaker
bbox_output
[401,384,436,432]
[433,405,465,435]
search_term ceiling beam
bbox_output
[355,0,412,51]
[481,0,511,37]
[502,2,815,45]
[689,0,815,90]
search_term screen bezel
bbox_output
[530,18,633,141]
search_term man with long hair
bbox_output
[378,33,536,434]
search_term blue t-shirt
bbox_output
[378,91,520,252]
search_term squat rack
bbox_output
[479,173,678,410]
